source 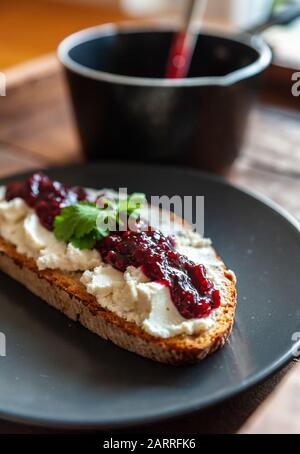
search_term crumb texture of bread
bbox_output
[0,236,237,365]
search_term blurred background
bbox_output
[0,0,299,183]
[0,0,300,69]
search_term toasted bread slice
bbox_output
[0,230,236,365]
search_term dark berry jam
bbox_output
[5,172,88,230]
[97,230,221,319]
[5,173,221,320]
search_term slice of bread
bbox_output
[0,228,236,365]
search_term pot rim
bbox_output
[58,22,272,88]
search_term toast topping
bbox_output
[6,172,88,230]
[97,229,220,319]
[2,173,223,327]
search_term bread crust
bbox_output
[0,236,236,365]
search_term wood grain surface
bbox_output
[240,360,300,434]
[0,54,299,434]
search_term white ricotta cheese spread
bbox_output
[0,193,101,271]
[80,241,226,338]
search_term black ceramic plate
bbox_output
[1,162,300,429]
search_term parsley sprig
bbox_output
[54,193,145,250]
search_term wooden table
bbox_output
[0,55,299,434]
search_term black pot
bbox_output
[58,25,271,173]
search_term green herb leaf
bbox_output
[53,192,146,250]
[54,202,100,243]
[118,193,146,216]
[96,209,118,231]
[128,193,146,211]
[71,228,105,250]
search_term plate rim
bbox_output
[0,162,299,429]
